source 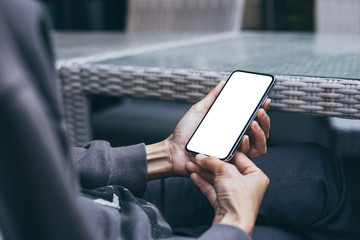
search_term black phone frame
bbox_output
[185,70,276,160]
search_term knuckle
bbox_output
[259,173,270,187]
[217,162,229,173]
[264,175,270,186]
[259,109,265,118]
[259,129,266,139]
[259,113,269,125]
[265,113,270,122]
[204,187,213,197]
[262,145,267,155]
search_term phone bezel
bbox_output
[185,70,276,160]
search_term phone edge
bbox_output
[185,70,276,160]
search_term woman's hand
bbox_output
[238,99,271,159]
[166,81,226,176]
[186,152,269,235]
[146,81,225,179]
[146,81,272,179]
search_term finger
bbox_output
[232,151,261,175]
[256,109,270,139]
[262,98,271,112]
[238,135,250,155]
[195,154,225,174]
[249,121,267,154]
[190,173,217,207]
[186,161,215,184]
[194,81,225,112]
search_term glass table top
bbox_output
[55,31,360,80]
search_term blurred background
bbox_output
[41,0,314,32]
[41,0,360,208]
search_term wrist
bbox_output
[146,139,173,180]
[220,212,255,236]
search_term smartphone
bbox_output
[185,70,275,160]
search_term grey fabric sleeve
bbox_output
[198,224,251,240]
[72,141,147,197]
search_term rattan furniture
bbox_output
[55,32,360,158]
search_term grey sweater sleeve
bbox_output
[72,141,147,197]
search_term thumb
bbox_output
[231,152,260,175]
[195,154,225,174]
[196,80,225,111]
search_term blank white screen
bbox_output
[186,71,273,159]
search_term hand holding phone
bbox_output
[185,70,275,160]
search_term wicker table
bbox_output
[55,31,360,155]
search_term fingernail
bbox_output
[196,154,206,162]
[253,121,261,130]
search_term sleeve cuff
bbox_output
[109,143,147,197]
